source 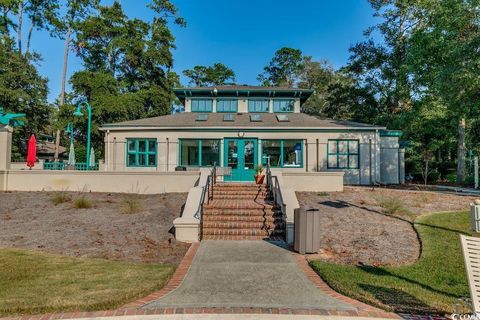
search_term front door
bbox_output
[224,138,257,181]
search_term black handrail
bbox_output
[265,164,287,236]
[194,162,217,220]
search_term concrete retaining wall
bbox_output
[0,170,200,194]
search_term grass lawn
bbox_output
[310,211,471,314]
[0,248,175,316]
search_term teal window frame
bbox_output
[273,99,295,113]
[191,98,213,112]
[327,139,359,169]
[262,139,303,168]
[248,99,270,113]
[216,99,238,113]
[179,139,221,167]
[126,138,157,167]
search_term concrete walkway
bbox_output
[143,241,356,310]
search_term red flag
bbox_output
[26,134,37,168]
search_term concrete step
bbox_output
[202,221,284,230]
[202,228,284,237]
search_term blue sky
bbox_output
[28,0,378,102]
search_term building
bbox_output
[100,85,404,185]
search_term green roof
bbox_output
[174,85,314,104]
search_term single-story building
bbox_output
[100,85,404,185]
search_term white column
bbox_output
[0,125,12,171]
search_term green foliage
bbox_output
[73,195,92,209]
[0,38,51,160]
[257,47,304,86]
[62,0,184,155]
[310,211,471,314]
[121,195,143,214]
[50,190,71,205]
[183,63,236,86]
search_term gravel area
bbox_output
[297,186,477,266]
[0,191,189,265]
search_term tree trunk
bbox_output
[457,118,466,183]
[17,2,23,54]
[424,160,429,186]
[54,28,72,162]
[25,21,34,56]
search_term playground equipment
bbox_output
[0,107,25,127]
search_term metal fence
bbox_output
[44,162,99,171]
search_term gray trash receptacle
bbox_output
[294,206,321,254]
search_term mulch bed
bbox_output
[0,191,189,265]
[297,186,476,266]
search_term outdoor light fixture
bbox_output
[73,100,93,168]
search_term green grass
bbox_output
[310,211,471,314]
[0,248,175,316]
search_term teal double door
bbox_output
[224,138,258,182]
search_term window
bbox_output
[191,99,213,112]
[273,99,295,112]
[216,99,238,112]
[180,139,220,167]
[248,99,269,112]
[262,140,302,167]
[126,139,157,167]
[327,140,359,169]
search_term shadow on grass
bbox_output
[357,265,461,299]
[357,283,440,314]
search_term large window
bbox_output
[180,139,220,166]
[262,140,302,167]
[273,99,295,112]
[327,139,359,169]
[126,139,157,167]
[248,99,269,112]
[216,99,238,112]
[191,99,213,112]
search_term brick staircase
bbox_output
[202,183,285,240]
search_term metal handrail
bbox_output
[266,164,287,235]
[194,162,217,221]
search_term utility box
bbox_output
[471,203,480,232]
[294,206,321,254]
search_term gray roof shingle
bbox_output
[101,112,385,131]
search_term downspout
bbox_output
[166,138,170,172]
[369,138,373,185]
[316,138,319,172]
[113,137,117,171]
[305,139,308,172]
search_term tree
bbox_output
[63,0,184,153]
[53,0,98,161]
[0,38,50,159]
[405,0,480,183]
[183,63,236,86]
[257,47,303,87]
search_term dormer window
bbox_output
[248,99,269,113]
[273,99,295,113]
[216,99,238,113]
[191,99,213,112]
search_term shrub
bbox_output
[51,191,71,205]
[121,195,143,214]
[374,194,412,217]
[73,195,92,209]
[413,192,435,208]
